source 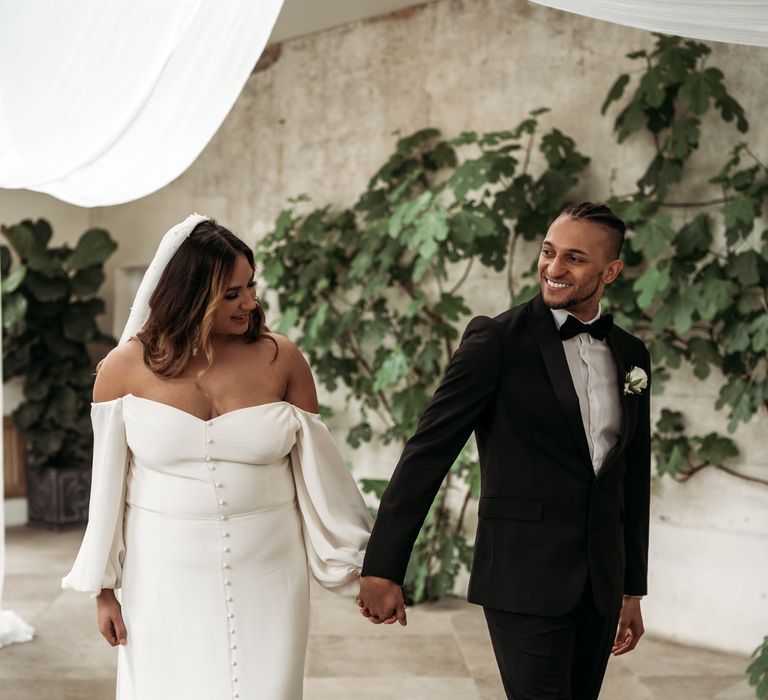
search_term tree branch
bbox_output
[716,464,768,487]
[506,233,518,301]
[449,258,474,295]
[745,145,767,170]
[424,473,452,598]
[456,486,472,534]
[325,298,395,429]
[522,127,536,176]
[673,461,768,487]
[398,277,454,358]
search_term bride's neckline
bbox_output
[123,393,291,423]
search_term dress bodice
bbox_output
[123,395,300,467]
[62,395,372,598]
[123,395,302,519]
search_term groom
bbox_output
[358,202,650,699]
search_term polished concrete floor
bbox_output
[0,526,755,700]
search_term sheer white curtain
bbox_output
[0,0,284,206]
[0,287,35,647]
[529,0,768,47]
[1,0,283,648]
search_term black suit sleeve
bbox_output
[361,316,502,584]
[623,342,651,596]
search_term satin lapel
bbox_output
[599,328,632,477]
[526,297,594,475]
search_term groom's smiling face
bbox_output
[537,215,623,316]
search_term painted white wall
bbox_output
[3,0,766,654]
[3,499,26,527]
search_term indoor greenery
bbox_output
[597,36,768,489]
[1,219,117,471]
[258,111,589,603]
[595,34,768,700]
[750,636,768,700]
[258,33,767,695]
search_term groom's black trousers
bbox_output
[483,578,619,700]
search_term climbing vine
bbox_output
[257,34,767,693]
[258,111,589,602]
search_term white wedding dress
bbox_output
[62,395,372,700]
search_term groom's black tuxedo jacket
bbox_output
[362,293,651,617]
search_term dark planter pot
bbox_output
[27,466,91,531]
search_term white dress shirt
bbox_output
[551,308,622,475]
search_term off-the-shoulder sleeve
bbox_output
[289,407,372,597]
[61,398,130,597]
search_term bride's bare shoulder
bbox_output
[264,333,319,413]
[264,332,305,367]
[93,339,144,403]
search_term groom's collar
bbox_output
[550,307,602,330]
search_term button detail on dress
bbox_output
[206,438,213,444]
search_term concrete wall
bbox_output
[3,0,767,654]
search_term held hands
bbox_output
[356,575,407,627]
[612,596,644,655]
[96,589,127,647]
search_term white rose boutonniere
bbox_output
[624,366,648,396]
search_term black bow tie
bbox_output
[558,313,613,341]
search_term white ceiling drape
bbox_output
[0,286,35,648]
[0,0,284,207]
[529,0,768,47]
[1,0,283,648]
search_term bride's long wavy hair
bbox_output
[135,219,272,379]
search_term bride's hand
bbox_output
[96,589,127,646]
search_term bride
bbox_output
[62,214,372,699]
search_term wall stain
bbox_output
[253,44,282,74]
[372,3,430,24]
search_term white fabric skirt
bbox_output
[62,397,372,699]
[118,501,310,700]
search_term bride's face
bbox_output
[212,254,258,335]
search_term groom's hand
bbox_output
[356,576,407,626]
[612,596,644,655]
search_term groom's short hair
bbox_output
[560,202,626,260]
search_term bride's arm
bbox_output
[272,334,372,596]
[91,345,136,646]
[96,589,127,647]
[62,345,137,645]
